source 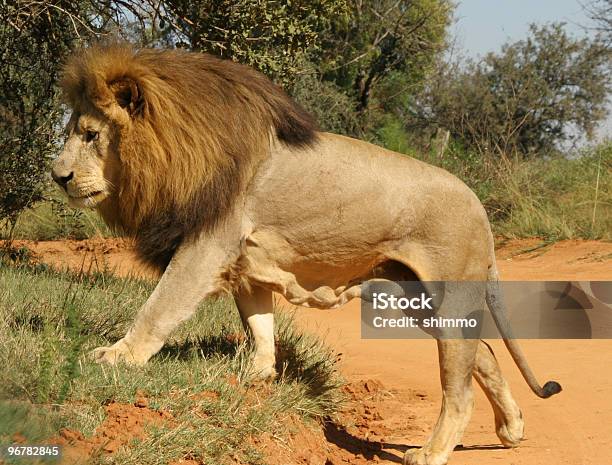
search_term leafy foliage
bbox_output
[0,2,80,222]
[142,0,452,134]
[290,70,362,136]
[316,0,451,136]
[410,23,611,156]
[159,0,348,85]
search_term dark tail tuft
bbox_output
[542,380,562,398]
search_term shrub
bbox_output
[410,23,611,157]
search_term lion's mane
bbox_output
[60,43,318,270]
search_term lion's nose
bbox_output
[51,169,74,189]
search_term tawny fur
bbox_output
[60,43,317,269]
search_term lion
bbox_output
[52,43,561,465]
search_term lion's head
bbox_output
[53,43,317,270]
[52,97,119,209]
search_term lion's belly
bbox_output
[240,228,382,308]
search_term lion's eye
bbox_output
[85,130,99,143]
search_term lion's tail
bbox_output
[485,262,562,398]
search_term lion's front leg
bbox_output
[93,237,237,366]
[235,285,276,380]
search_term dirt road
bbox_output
[6,238,612,465]
[292,239,612,465]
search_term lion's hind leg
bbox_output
[474,340,524,447]
[403,281,486,465]
[235,285,277,381]
[404,338,479,465]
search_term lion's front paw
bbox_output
[403,447,449,465]
[249,354,277,381]
[92,337,158,366]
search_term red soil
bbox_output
[51,392,172,464]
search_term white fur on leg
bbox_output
[235,286,277,380]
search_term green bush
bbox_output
[291,70,362,136]
[410,23,611,157]
[0,1,101,225]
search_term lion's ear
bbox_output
[109,78,145,117]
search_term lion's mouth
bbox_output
[70,190,105,200]
[68,190,108,208]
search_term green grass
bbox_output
[0,258,343,464]
[430,141,611,240]
[484,145,611,240]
